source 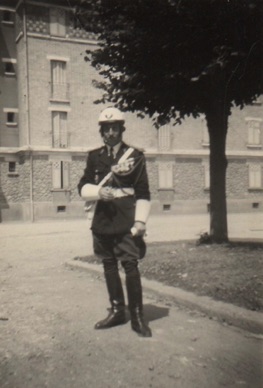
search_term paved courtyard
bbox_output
[0,213,262,387]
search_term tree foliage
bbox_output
[74,0,262,242]
[75,0,262,127]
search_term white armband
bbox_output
[135,199,151,224]
[81,184,100,201]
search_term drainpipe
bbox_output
[23,0,34,222]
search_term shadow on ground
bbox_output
[143,304,170,322]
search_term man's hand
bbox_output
[132,221,146,237]
[99,187,115,201]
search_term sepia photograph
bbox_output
[0,0,262,387]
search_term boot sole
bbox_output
[94,319,127,330]
[131,325,152,337]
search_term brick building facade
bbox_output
[0,0,262,222]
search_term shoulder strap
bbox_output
[98,147,134,187]
[118,147,134,163]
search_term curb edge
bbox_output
[66,260,263,335]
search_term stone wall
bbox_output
[70,156,87,201]
[33,156,52,201]
[0,1,262,222]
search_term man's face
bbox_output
[101,122,123,147]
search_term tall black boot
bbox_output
[126,270,152,337]
[95,271,126,329]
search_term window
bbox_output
[248,164,262,189]
[57,205,66,212]
[2,10,14,24]
[50,8,66,37]
[4,109,18,126]
[7,112,15,123]
[5,62,15,74]
[246,119,262,147]
[158,125,171,151]
[51,60,66,84]
[202,127,209,146]
[8,162,16,173]
[3,10,11,22]
[52,161,69,189]
[2,58,16,75]
[52,111,68,148]
[201,115,209,146]
[50,60,68,100]
[251,96,262,106]
[158,162,173,188]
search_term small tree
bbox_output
[76,0,262,242]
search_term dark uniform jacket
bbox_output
[78,142,150,235]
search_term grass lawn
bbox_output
[76,240,263,312]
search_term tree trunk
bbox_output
[205,101,229,243]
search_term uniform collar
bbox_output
[106,142,122,158]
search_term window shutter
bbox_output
[50,8,66,37]
[248,120,261,145]
[204,163,210,189]
[58,9,66,36]
[52,161,61,189]
[52,112,67,148]
[249,164,261,188]
[158,162,173,188]
[52,112,60,147]
[158,125,171,151]
[51,61,67,100]
[202,127,209,145]
[50,8,58,36]
[60,112,67,147]
[62,161,69,188]
[51,61,62,84]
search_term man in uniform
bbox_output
[78,107,152,337]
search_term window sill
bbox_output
[158,188,175,192]
[51,189,71,192]
[7,173,19,177]
[50,34,67,39]
[49,98,70,103]
[6,122,18,127]
[251,99,262,106]
[51,145,68,149]
[248,188,263,192]
[246,144,262,149]
[2,21,14,26]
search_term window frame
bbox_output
[52,161,69,190]
[158,161,174,189]
[3,108,18,127]
[8,161,16,173]
[1,10,14,25]
[203,161,210,190]
[51,111,68,148]
[2,58,16,76]
[202,127,210,147]
[7,161,18,177]
[51,60,67,84]
[49,7,66,37]
[246,118,262,148]
[248,163,262,190]
[50,59,69,101]
[158,125,171,151]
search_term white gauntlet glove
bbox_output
[131,199,151,236]
[81,184,100,201]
